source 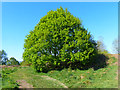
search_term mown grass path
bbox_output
[9,67,66,88]
[40,75,68,88]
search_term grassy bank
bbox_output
[0,68,2,89]
[2,67,19,88]
[2,55,118,88]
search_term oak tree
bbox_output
[23,7,98,72]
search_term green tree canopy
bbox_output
[7,57,20,65]
[23,7,98,72]
[0,50,8,65]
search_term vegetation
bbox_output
[2,67,19,88]
[1,7,118,89]
[23,7,98,72]
[1,55,118,88]
[96,37,109,54]
[0,50,20,66]
[112,39,120,54]
[6,57,20,65]
[0,50,8,65]
[0,68,2,89]
[20,60,29,66]
[97,40,106,53]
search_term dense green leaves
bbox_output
[6,57,20,65]
[23,7,98,72]
[0,50,19,65]
[0,50,8,65]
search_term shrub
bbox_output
[6,57,20,65]
[23,7,98,72]
[20,60,30,66]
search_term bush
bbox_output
[6,57,20,66]
[20,60,30,66]
[23,7,98,72]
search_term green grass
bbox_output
[8,67,65,88]
[2,67,19,88]
[118,54,120,89]
[41,65,117,88]
[0,68,2,89]
[2,56,118,88]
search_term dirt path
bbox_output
[16,80,34,88]
[0,65,20,68]
[16,75,68,88]
[41,75,68,88]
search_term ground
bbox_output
[1,54,118,88]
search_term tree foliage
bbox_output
[6,57,20,65]
[0,50,8,65]
[23,7,98,72]
[112,39,120,54]
[96,40,109,54]
[20,60,30,66]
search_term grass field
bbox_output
[0,67,2,89]
[1,55,118,88]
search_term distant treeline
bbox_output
[0,50,20,65]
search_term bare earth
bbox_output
[0,65,20,68]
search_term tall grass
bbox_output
[2,67,19,88]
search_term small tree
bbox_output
[20,60,30,66]
[7,57,20,65]
[96,37,109,54]
[112,39,120,54]
[23,7,98,72]
[0,50,8,65]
